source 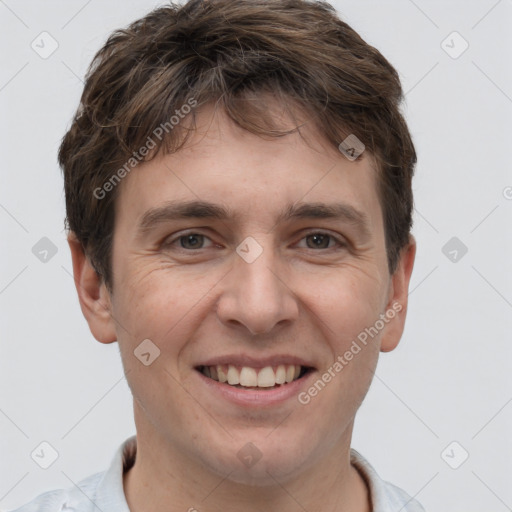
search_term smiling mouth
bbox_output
[196,364,313,389]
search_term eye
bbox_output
[180,233,207,249]
[297,232,345,250]
[162,232,215,250]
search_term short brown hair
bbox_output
[59,0,416,291]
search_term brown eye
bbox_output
[161,230,218,252]
[179,234,206,249]
[305,233,333,249]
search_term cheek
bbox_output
[113,260,216,336]
[110,265,213,423]
[302,264,387,345]
[110,258,236,393]
[297,268,386,415]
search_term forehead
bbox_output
[114,103,382,231]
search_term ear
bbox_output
[67,232,117,344]
[380,235,416,353]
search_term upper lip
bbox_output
[196,354,315,369]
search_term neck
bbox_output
[123,409,370,512]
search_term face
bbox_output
[73,102,415,486]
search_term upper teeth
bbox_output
[202,364,302,388]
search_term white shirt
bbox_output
[9,436,426,511]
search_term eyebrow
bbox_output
[136,199,371,239]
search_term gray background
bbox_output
[1,0,511,510]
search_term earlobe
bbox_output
[380,236,416,353]
[67,232,117,344]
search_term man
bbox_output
[11,0,423,510]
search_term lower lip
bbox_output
[195,369,315,407]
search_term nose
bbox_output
[215,245,299,336]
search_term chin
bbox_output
[198,428,327,486]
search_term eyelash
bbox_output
[161,230,347,252]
